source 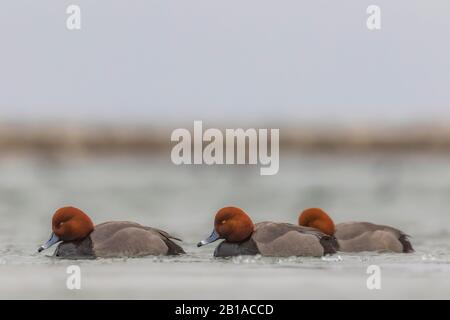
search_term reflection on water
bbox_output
[0,152,450,299]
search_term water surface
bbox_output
[1,152,449,299]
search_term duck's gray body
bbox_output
[54,221,184,258]
[214,222,338,257]
[335,222,413,253]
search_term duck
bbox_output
[197,207,338,257]
[38,206,185,258]
[298,208,414,253]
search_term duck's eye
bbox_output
[221,220,227,224]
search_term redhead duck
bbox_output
[38,207,185,258]
[198,207,338,257]
[298,208,413,253]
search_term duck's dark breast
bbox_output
[214,238,260,257]
[54,236,96,259]
[320,236,339,255]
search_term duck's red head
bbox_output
[198,207,254,247]
[52,207,94,241]
[299,208,335,236]
[38,207,94,252]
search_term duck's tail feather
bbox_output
[153,228,183,242]
[152,228,185,254]
[169,235,183,242]
[163,238,186,255]
[399,235,414,253]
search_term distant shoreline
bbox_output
[1,123,450,153]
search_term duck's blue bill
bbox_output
[197,229,221,247]
[38,232,60,252]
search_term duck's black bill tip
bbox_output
[197,242,203,247]
[37,246,44,253]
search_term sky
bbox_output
[0,1,449,124]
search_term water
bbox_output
[1,152,450,299]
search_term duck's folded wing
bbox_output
[94,221,183,241]
[92,222,185,256]
[147,227,183,242]
[253,222,324,241]
[335,222,413,253]
[92,221,144,242]
[251,222,337,257]
[335,222,408,240]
